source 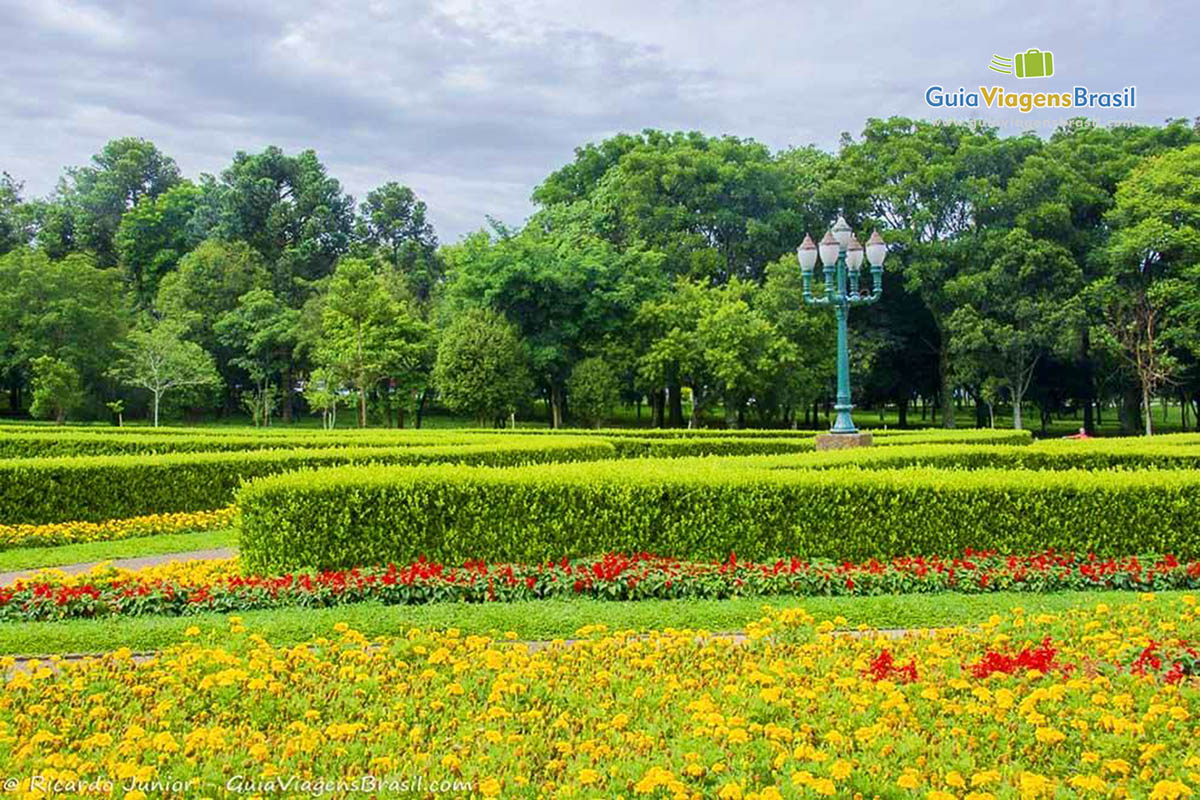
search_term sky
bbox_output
[2,0,1195,242]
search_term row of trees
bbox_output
[2,117,1199,432]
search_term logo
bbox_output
[989,49,1055,79]
[924,47,1134,113]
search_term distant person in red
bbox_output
[1064,427,1093,439]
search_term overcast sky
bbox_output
[2,0,1195,241]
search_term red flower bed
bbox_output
[3,550,1199,623]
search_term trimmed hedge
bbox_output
[0,429,529,458]
[237,446,1200,572]
[0,438,613,524]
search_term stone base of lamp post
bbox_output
[815,432,873,451]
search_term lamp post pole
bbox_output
[797,216,888,440]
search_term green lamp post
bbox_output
[797,216,888,437]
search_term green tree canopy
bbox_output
[433,307,533,426]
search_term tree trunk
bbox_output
[56,406,65,425]
[549,384,564,429]
[415,388,429,429]
[689,385,702,429]
[668,382,684,428]
[358,389,367,428]
[939,345,955,428]
[652,389,665,428]
[1012,392,1023,430]
[1119,386,1140,434]
[1143,382,1153,436]
[282,367,293,423]
[898,398,908,428]
[153,391,161,427]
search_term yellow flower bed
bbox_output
[2,598,1199,799]
[0,507,236,549]
[15,556,241,588]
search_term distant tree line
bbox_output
[2,117,1199,432]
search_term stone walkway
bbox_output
[0,547,236,587]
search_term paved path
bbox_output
[0,547,236,587]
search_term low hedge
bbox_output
[0,429,525,458]
[0,438,613,524]
[770,439,1200,472]
[236,451,1200,572]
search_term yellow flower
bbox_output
[898,772,921,790]
[830,760,853,781]
[1069,775,1108,793]
[1150,781,1194,800]
[478,777,502,797]
[578,769,601,786]
[717,782,744,800]
[1034,727,1066,746]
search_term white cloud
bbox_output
[2,0,1195,241]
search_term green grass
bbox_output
[0,528,237,572]
[1,589,1181,657]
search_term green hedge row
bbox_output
[237,453,1200,572]
[0,438,614,524]
[771,438,1200,472]
[0,429,526,458]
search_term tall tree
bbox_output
[443,222,662,427]
[836,117,1040,427]
[356,182,441,302]
[214,289,298,426]
[156,239,270,412]
[218,147,354,307]
[115,182,206,307]
[316,258,429,427]
[0,249,128,413]
[1099,143,1200,435]
[64,138,182,266]
[947,229,1084,429]
[0,172,35,255]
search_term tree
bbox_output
[109,319,220,426]
[115,182,206,306]
[696,283,796,428]
[534,130,805,284]
[568,357,620,427]
[217,147,354,307]
[214,289,298,427]
[0,172,35,255]
[836,117,1039,427]
[0,249,128,414]
[356,182,441,301]
[443,221,663,427]
[63,138,182,266]
[303,367,343,429]
[316,258,430,427]
[29,356,83,424]
[947,229,1084,429]
[434,308,533,426]
[156,239,269,411]
[1100,144,1200,435]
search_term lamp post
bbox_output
[797,216,887,442]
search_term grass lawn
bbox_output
[0,528,237,573]
[1,588,1181,657]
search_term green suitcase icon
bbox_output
[1014,48,1054,78]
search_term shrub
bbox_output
[0,429,519,458]
[0,438,613,524]
[567,357,620,428]
[237,445,1200,572]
